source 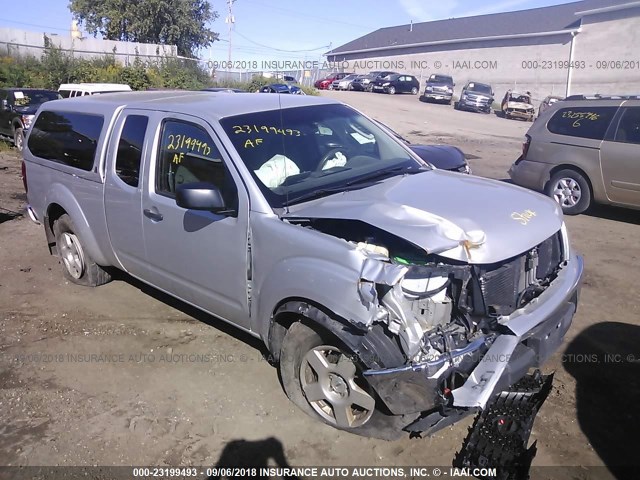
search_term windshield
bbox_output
[428,75,452,84]
[12,90,60,107]
[220,104,426,208]
[467,83,492,95]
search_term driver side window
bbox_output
[156,119,238,210]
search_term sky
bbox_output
[1,0,579,65]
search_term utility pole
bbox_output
[225,0,236,67]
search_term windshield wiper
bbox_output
[283,164,426,206]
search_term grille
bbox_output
[479,231,563,316]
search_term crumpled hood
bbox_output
[506,101,533,109]
[284,170,563,264]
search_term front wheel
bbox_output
[545,169,592,215]
[279,322,403,439]
[53,214,112,286]
[14,127,24,152]
[388,86,396,95]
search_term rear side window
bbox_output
[28,111,104,171]
[115,115,148,187]
[59,90,71,98]
[547,106,618,140]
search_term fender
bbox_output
[254,254,376,343]
[44,183,112,267]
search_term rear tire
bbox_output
[279,321,404,439]
[14,127,24,152]
[411,87,418,95]
[545,169,592,215]
[53,214,112,286]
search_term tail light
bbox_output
[522,134,531,159]
[21,160,28,194]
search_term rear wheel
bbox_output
[279,321,404,439]
[14,127,24,152]
[545,169,592,215]
[411,87,418,95]
[53,214,111,286]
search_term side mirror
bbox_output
[453,83,456,87]
[176,182,232,214]
[1,99,8,110]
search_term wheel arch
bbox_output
[268,299,405,370]
[546,164,595,203]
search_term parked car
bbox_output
[538,95,563,118]
[201,87,247,93]
[351,71,398,92]
[0,88,60,152]
[58,83,131,98]
[371,74,420,95]
[332,74,360,91]
[501,90,535,121]
[509,95,640,214]
[377,121,470,173]
[23,91,583,439]
[258,84,305,95]
[456,82,494,113]
[314,73,352,90]
[422,74,455,104]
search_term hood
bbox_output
[13,105,39,115]
[284,171,563,264]
[426,82,453,88]
[506,101,533,109]
[409,145,466,171]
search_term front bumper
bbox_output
[364,254,583,415]
[460,99,491,111]
[424,91,452,101]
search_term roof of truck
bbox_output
[42,90,338,120]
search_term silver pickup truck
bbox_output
[22,91,583,439]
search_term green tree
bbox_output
[68,0,219,57]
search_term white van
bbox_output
[58,83,131,98]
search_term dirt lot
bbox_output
[1,92,639,478]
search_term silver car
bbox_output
[23,92,583,438]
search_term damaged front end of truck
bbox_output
[282,195,583,438]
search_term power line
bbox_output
[234,30,330,53]
[0,18,71,32]
[242,0,376,30]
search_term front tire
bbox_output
[279,321,403,439]
[545,169,592,215]
[14,127,24,152]
[388,86,396,95]
[53,214,112,286]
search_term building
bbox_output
[325,0,640,101]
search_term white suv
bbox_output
[58,83,131,98]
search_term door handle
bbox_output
[143,208,163,222]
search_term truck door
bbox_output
[141,115,251,329]
[600,106,640,207]
[104,110,151,278]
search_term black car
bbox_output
[378,121,471,174]
[455,81,494,113]
[422,74,455,104]
[0,88,60,152]
[258,84,305,95]
[201,87,247,93]
[371,74,420,95]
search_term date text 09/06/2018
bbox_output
[131,466,498,478]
